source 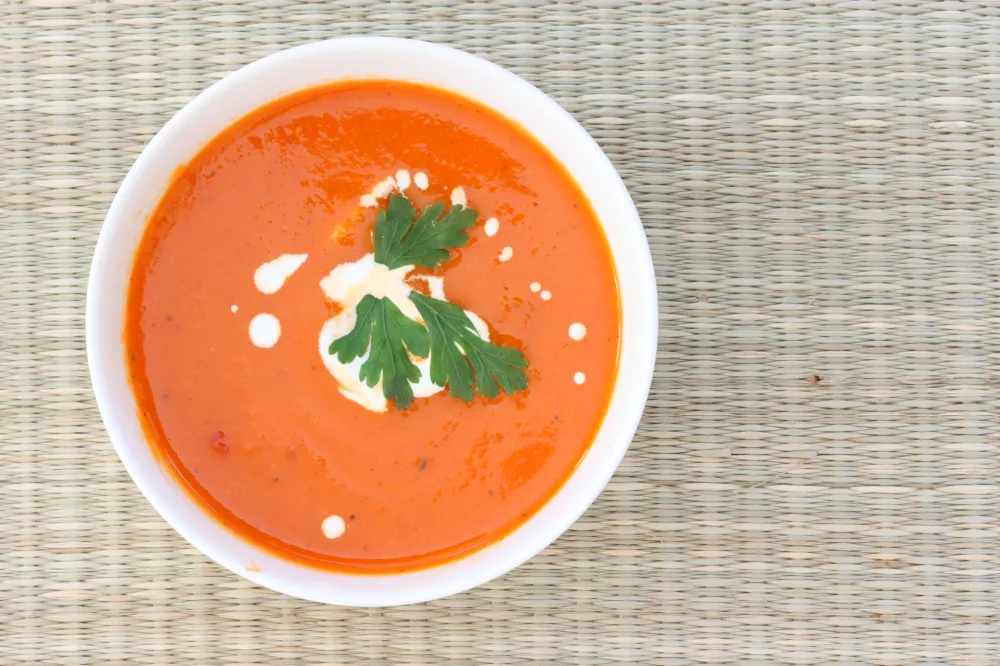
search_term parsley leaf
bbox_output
[410,292,528,402]
[328,294,430,409]
[374,194,478,270]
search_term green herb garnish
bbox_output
[374,193,478,270]
[410,292,528,402]
[328,294,430,409]
[328,192,528,409]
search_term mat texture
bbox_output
[4,1,1000,664]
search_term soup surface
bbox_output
[126,80,620,572]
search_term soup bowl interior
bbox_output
[87,37,657,606]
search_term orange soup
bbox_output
[126,81,620,573]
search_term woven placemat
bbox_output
[4,1,1000,664]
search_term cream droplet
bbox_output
[360,194,377,208]
[540,290,552,301]
[321,515,346,539]
[529,282,541,293]
[249,313,281,348]
[372,176,397,199]
[569,323,587,340]
[574,372,586,385]
[395,169,411,191]
[254,254,308,294]
[451,187,467,207]
[484,217,499,237]
[413,172,429,190]
[231,305,239,313]
[498,246,513,262]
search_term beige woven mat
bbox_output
[4,1,1000,664]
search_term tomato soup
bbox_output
[125,81,620,573]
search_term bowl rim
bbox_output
[86,36,658,606]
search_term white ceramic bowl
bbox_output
[87,37,657,606]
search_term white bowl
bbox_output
[86,37,657,606]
